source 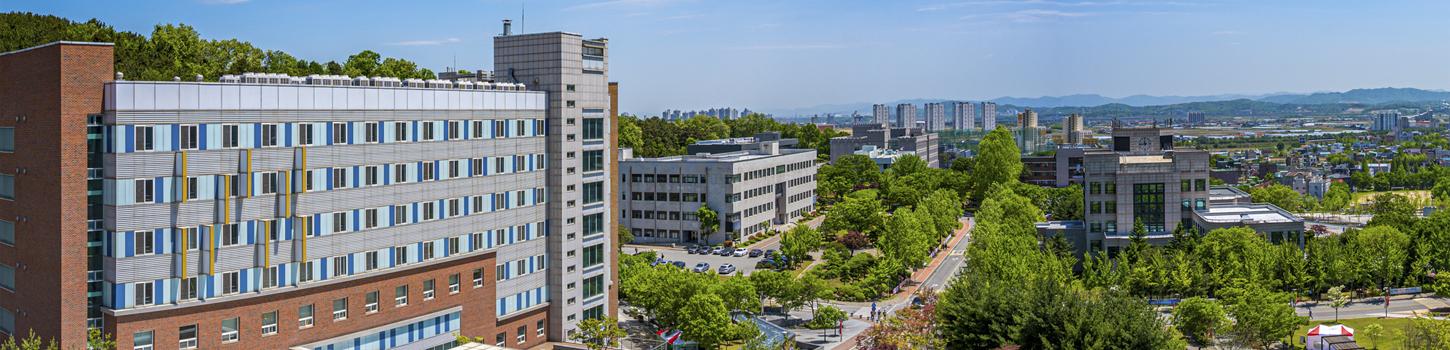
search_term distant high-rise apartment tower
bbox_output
[1371,112,1400,132]
[896,103,917,129]
[872,104,890,125]
[953,101,975,130]
[982,102,997,130]
[1066,113,1085,145]
[1186,111,1206,125]
[1018,108,1038,128]
[924,103,946,132]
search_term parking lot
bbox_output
[628,245,779,276]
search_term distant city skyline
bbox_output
[8,0,1449,115]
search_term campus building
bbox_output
[828,123,939,168]
[618,138,817,244]
[1037,126,1303,260]
[0,23,616,350]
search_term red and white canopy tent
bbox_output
[1305,324,1355,350]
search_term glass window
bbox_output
[220,318,239,342]
[332,298,348,320]
[178,125,198,150]
[261,124,279,147]
[583,275,604,299]
[261,311,278,335]
[583,244,604,268]
[423,279,436,299]
[177,325,197,349]
[395,285,409,307]
[583,150,604,172]
[299,123,315,146]
[298,304,314,328]
[3,174,21,199]
[583,213,604,236]
[449,274,460,294]
[134,126,154,151]
[365,291,379,313]
[132,330,154,350]
[582,118,604,140]
[221,124,239,148]
[583,182,603,204]
[0,127,14,152]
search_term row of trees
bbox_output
[2,12,437,82]
[617,114,843,159]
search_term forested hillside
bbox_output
[0,12,436,81]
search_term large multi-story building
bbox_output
[923,103,945,132]
[1018,108,1038,128]
[1371,112,1401,132]
[0,23,616,349]
[952,101,975,131]
[829,123,939,168]
[1185,111,1205,126]
[981,102,997,131]
[872,104,890,125]
[1037,126,1303,261]
[895,103,916,129]
[1065,113,1085,145]
[618,139,816,244]
[1016,109,1045,155]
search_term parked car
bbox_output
[748,249,764,257]
[718,263,736,274]
[651,258,667,267]
[764,249,777,257]
[733,248,749,257]
[671,261,686,269]
[688,246,704,254]
[713,246,730,255]
[716,247,733,256]
[693,262,711,273]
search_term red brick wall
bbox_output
[106,254,545,349]
[606,82,621,319]
[0,42,113,347]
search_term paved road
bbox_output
[1296,296,1450,321]
[627,245,773,276]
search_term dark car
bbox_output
[671,261,686,269]
[687,246,702,254]
[716,247,733,256]
[748,249,764,258]
[764,249,777,257]
[651,258,666,267]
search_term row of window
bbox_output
[495,255,547,283]
[130,271,483,350]
[1087,181,1118,195]
[117,189,545,258]
[626,173,711,184]
[787,175,815,187]
[1089,201,1118,215]
[629,191,707,203]
[628,210,699,222]
[125,153,545,205]
[634,229,697,240]
[729,185,775,203]
[1180,178,1209,192]
[125,119,544,153]
[788,190,814,203]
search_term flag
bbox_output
[656,328,670,337]
[666,330,683,344]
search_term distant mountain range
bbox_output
[771,87,1450,118]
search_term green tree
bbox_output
[820,194,886,240]
[780,225,822,267]
[1362,323,1385,349]
[1352,226,1410,290]
[342,50,382,77]
[879,207,933,268]
[1250,184,1310,212]
[697,205,720,241]
[1192,227,1274,294]
[1126,218,1150,263]
[1321,182,1353,212]
[569,317,628,350]
[1366,193,1418,232]
[677,115,730,143]
[677,293,732,349]
[618,116,643,150]
[617,225,634,246]
[1225,285,1305,350]
[0,330,59,350]
[748,270,791,310]
[1325,285,1351,322]
[969,127,1023,204]
[713,277,762,313]
[1173,297,1228,346]
[804,305,848,329]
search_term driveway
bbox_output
[626,245,774,276]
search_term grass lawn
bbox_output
[1351,190,1431,206]
[1291,317,1411,349]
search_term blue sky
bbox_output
[7,0,1449,115]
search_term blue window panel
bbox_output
[388,206,396,226]
[320,257,328,280]
[415,242,424,261]
[433,161,440,179]
[462,198,470,215]
[348,123,355,144]
[348,254,354,275]
[284,123,293,147]
[123,231,134,257]
[352,166,360,188]
[170,124,180,150]
[441,120,448,140]
[353,338,360,350]
[434,316,442,334]
[198,123,209,149]
[114,284,126,308]
[326,123,334,145]
[124,125,135,153]
[383,165,391,185]
[507,227,515,244]
[253,124,262,148]
[411,121,419,142]
[325,169,334,190]
[246,221,255,245]
[352,209,361,232]
[205,274,216,298]
[497,299,506,316]
[241,269,250,292]
[407,324,415,342]
[280,264,289,286]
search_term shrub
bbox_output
[805,305,848,329]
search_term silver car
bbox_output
[692,262,711,273]
[733,248,749,257]
[718,263,737,274]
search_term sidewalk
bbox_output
[834,217,973,349]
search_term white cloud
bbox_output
[1210,30,1243,36]
[387,38,463,46]
[1007,9,1097,22]
[200,0,250,4]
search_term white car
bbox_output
[733,248,749,257]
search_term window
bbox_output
[263,266,278,288]
[583,275,604,299]
[423,279,436,300]
[583,118,604,140]
[332,122,348,144]
[261,311,278,335]
[421,121,437,141]
[299,123,315,146]
[221,223,240,246]
[423,163,436,181]
[423,242,435,260]
[177,325,197,349]
[332,212,349,233]
[261,172,279,194]
[517,326,527,343]
[449,274,460,294]
[582,305,605,320]
[178,277,198,300]
[473,268,485,288]
[332,298,348,320]
[365,291,380,313]
[496,265,507,282]
[221,124,239,148]
[394,246,408,265]
[132,331,154,350]
[472,121,486,138]
[185,177,199,200]
[393,122,408,142]
[583,182,603,204]
[261,124,279,147]
[583,213,604,236]
[0,174,12,200]
[448,236,460,255]
[220,318,239,342]
[222,271,240,294]
[332,167,348,189]
[134,126,154,151]
[393,164,409,183]
[583,150,604,172]
[134,179,154,203]
[133,282,154,306]
[516,120,527,137]
[364,166,380,186]
[134,230,155,256]
[448,121,461,140]
[496,333,507,346]
[178,125,198,150]
[298,261,315,283]
[298,304,315,328]
[583,244,604,268]
[332,256,348,277]
[395,285,409,307]
[538,320,546,336]
[365,251,379,271]
[364,208,379,229]
[364,122,379,143]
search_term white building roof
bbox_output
[1196,204,1301,225]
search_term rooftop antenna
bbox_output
[521,0,526,34]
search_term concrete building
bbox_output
[1019,146,1086,187]
[829,123,939,168]
[981,102,997,131]
[872,104,890,125]
[1015,109,1045,155]
[1018,108,1038,128]
[1037,127,1303,261]
[1065,113,1085,145]
[1186,111,1205,125]
[923,103,945,132]
[1372,112,1401,132]
[895,103,916,129]
[953,101,975,131]
[0,24,616,349]
[619,140,816,244]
